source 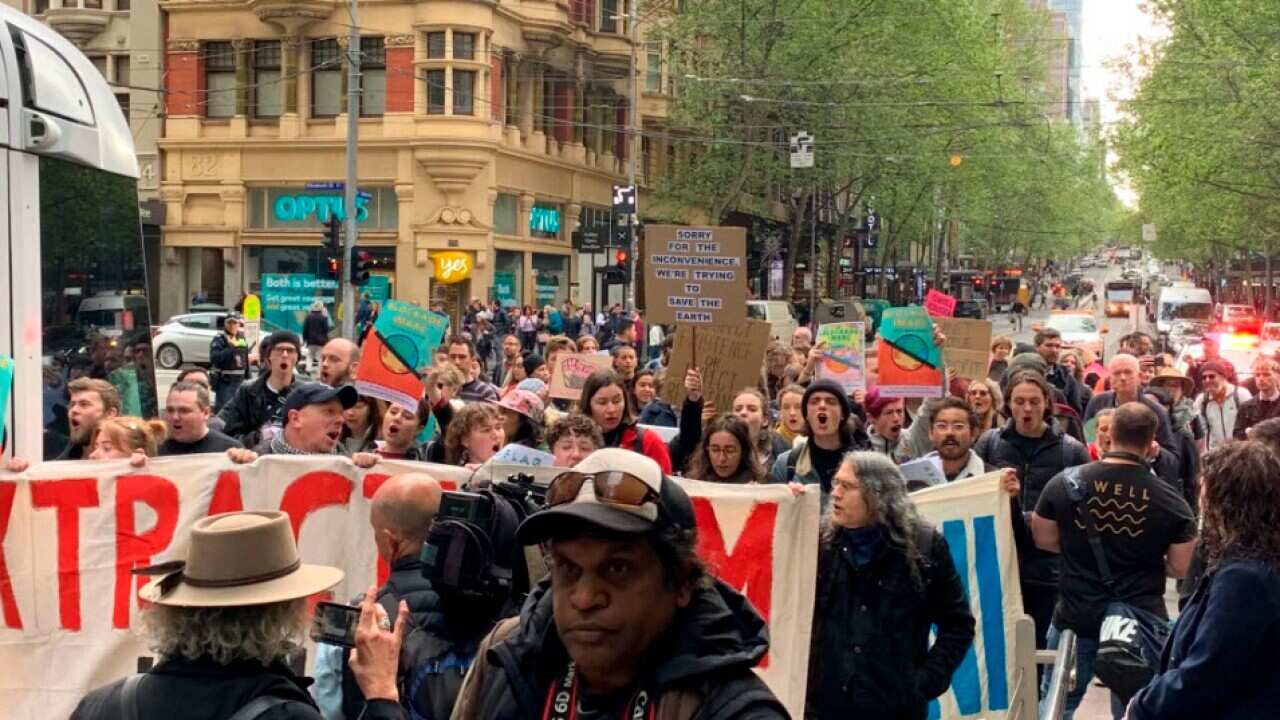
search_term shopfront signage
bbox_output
[530,205,561,234]
[249,187,397,231]
[273,193,371,223]
[432,251,473,284]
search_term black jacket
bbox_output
[975,421,1089,586]
[209,332,250,375]
[69,655,404,720]
[1047,364,1087,417]
[303,312,330,347]
[450,577,787,719]
[807,524,975,720]
[217,374,293,448]
[1083,392,1178,459]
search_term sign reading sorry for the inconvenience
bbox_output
[644,225,747,325]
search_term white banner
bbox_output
[0,456,819,719]
[913,473,1025,720]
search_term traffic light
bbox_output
[325,256,339,280]
[324,215,342,255]
[350,249,371,286]
[615,248,630,282]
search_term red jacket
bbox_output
[617,424,673,474]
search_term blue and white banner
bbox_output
[913,473,1024,720]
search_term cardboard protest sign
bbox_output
[816,322,867,393]
[0,455,819,719]
[935,317,994,382]
[355,301,449,410]
[912,473,1024,720]
[661,320,772,413]
[644,225,747,325]
[925,289,957,318]
[548,353,613,400]
[876,306,942,398]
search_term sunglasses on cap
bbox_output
[547,470,660,510]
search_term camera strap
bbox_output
[542,662,655,720]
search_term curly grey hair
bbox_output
[822,451,928,588]
[142,599,308,667]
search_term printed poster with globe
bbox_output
[816,322,867,393]
[355,300,450,411]
[876,306,944,398]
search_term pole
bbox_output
[625,0,640,312]
[341,0,360,339]
[809,181,817,324]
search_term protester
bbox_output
[806,452,975,719]
[88,415,166,466]
[492,389,545,449]
[445,336,500,403]
[176,366,213,392]
[522,354,549,384]
[769,379,869,501]
[318,338,360,388]
[209,315,250,412]
[1037,328,1088,416]
[451,448,787,719]
[1059,347,1095,411]
[966,378,1004,433]
[1149,366,1205,453]
[516,305,538,351]
[60,377,122,460]
[440,403,505,468]
[610,342,638,382]
[792,325,813,353]
[491,334,523,387]
[158,381,241,455]
[578,368,673,473]
[763,342,797,404]
[219,330,303,448]
[976,370,1089,651]
[1084,354,1179,454]
[1032,402,1197,719]
[1127,441,1280,720]
[774,384,807,445]
[1193,359,1250,449]
[575,335,600,354]
[731,387,791,470]
[988,334,1013,382]
[1088,407,1114,460]
[313,473,447,720]
[227,383,379,467]
[688,414,765,484]
[1187,334,1237,392]
[546,413,603,467]
[69,511,408,720]
[341,395,382,455]
[375,401,431,460]
[304,300,332,371]
[864,388,906,459]
[1233,356,1280,438]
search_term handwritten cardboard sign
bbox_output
[924,289,957,318]
[816,322,867,393]
[934,317,993,382]
[548,353,613,401]
[661,320,772,413]
[644,225,747,325]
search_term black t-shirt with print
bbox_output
[1036,460,1197,637]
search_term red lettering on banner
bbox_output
[30,478,99,630]
[208,471,244,515]
[363,473,391,586]
[0,482,22,628]
[280,471,353,539]
[114,475,180,629]
[692,498,778,668]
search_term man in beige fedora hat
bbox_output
[70,511,410,720]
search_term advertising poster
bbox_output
[261,274,338,335]
[816,322,867,393]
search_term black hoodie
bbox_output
[450,576,787,719]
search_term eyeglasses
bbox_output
[547,470,660,510]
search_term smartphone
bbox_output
[310,601,360,648]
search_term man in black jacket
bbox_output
[976,370,1089,652]
[303,300,331,373]
[1036,328,1088,417]
[209,315,250,412]
[451,448,786,719]
[217,331,302,447]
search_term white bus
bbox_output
[0,6,155,464]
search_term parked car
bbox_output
[151,311,229,369]
[954,300,986,319]
[746,300,799,343]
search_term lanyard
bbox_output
[542,663,655,720]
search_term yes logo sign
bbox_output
[432,251,473,284]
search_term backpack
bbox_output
[397,625,478,720]
[118,674,301,720]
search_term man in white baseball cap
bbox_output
[70,511,409,720]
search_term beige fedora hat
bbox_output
[138,511,343,607]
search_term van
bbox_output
[1156,285,1212,335]
[746,300,798,343]
[75,292,151,337]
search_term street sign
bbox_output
[613,185,637,215]
[573,229,603,252]
[789,131,814,169]
[1142,223,1157,243]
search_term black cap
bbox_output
[262,330,302,357]
[283,382,358,416]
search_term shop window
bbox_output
[90,56,107,79]
[493,193,518,236]
[453,32,476,60]
[204,41,237,118]
[360,37,386,116]
[530,202,561,240]
[34,0,50,12]
[426,69,446,114]
[252,40,283,118]
[426,32,446,59]
[533,253,568,307]
[493,250,523,306]
[453,69,475,116]
[115,92,129,120]
[311,39,343,118]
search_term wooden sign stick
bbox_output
[691,326,698,369]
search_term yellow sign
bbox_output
[432,251,473,284]
[242,293,261,321]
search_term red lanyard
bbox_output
[542,663,655,720]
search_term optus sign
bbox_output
[432,251,473,284]
[272,193,370,223]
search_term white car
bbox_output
[151,311,230,369]
[1045,311,1106,358]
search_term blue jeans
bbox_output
[1039,624,1125,720]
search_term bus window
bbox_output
[38,155,156,460]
